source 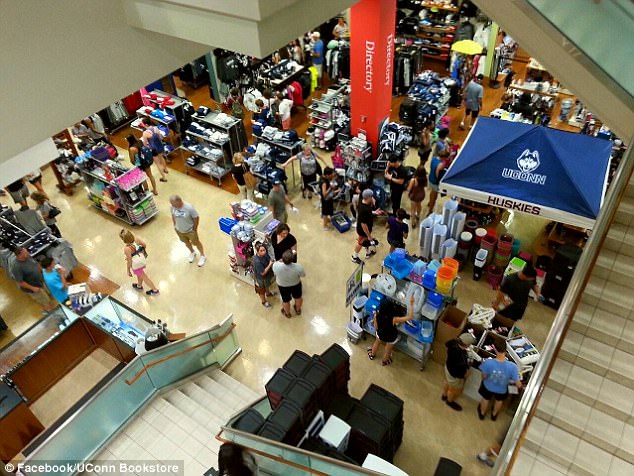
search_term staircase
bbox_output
[513,178,634,474]
[87,369,260,475]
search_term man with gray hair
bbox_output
[169,195,206,267]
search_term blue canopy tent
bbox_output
[439,118,612,228]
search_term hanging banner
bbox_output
[350,0,396,154]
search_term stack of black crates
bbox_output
[233,344,405,466]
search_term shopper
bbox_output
[477,424,512,467]
[71,121,93,150]
[272,250,305,318]
[119,229,159,295]
[84,116,110,144]
[332,16,349,39]
[351,189,378,264]
[253,98,272,126]
[169,195,207,267]
[418,124,433,164]
[5,178,29,207]
[368,296,415,366]
[282,144,325,199]
[310,32,324,89]
[433,127,450,156]
[253,243,276,309]
[319,167,339,230]
[291,39,304,64]
[226,88,245,120]
[11,246,56,312]
[477,340,522,421]
[271,223,297,262]
[278,94,294,130]
[269,93,282,128]
[24,169,49,199]
[218,443,257,476]
[427,149,450,214]
[407,164,428,227]
[460,74,484,130]
[492,266,540,321]
[384,156,407,215]
[126,134,158,195]
[41,257,69,304]
[386,208,409,253]
[30,192,62,238]
[268,180,293,224]
[142,126,168,183]
[231,153,255,201]
[442,333,476,411]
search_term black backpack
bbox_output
[138,146,155,169]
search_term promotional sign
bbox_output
[350,0,396,153]
[440,118,612,229]
[345,262,364,307]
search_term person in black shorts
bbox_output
[319,167,339,231]
[272,250,306,318]
[368,296,415,366]
[351,189,378,264]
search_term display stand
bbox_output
[415,3,458,61]
[308,82,349,151]
[227,205,277,285]
[257,60,304,88]
[341,135,372,183]
[78,153,158,225]
[254,135,305,189]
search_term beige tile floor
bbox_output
[0,147,556,475]
[29,349,120,427]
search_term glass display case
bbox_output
[83,297,154,349]
[0,306,80,374]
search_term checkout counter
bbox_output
[0,297,154,463]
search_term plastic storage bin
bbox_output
[442,257,459,279]
[435,266,454,294]
[218,217,239,234]
[391,259,414,280]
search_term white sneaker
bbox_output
[197,255,207,267]
[188,252,196,263]
[459,122,466,130]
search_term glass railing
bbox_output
[493,132,634,473]
[218,419,387,476]
[23,314,240,475]
[527,0,634,98]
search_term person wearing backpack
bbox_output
[141,126,168,183]
[126,134,158,195]
[227,88,245,120]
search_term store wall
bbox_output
[0,0,356,177]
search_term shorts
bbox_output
[176,229,202,247]
[9,185,29,204]
[479,381,508,401]
[28,175,42,185]
[321,200,334,217]
[27,288,54,308]
[301,173,317,190]
[387,238,405,249]
[444,366,465,389]
[465,108,480,119]
[278,282,302,302]
[357,235,372,247]
[377,332,399,345]
[314,63,323,79]
[429,182,439,192]
[132,267,145,276]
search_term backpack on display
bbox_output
[231,100,245,119]
[139,146,155,169]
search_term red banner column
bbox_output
[350,0,396,154]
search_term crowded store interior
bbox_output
[1,1,633,475]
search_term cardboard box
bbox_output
[431,305,467,364]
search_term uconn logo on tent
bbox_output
[502,150,547,185]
